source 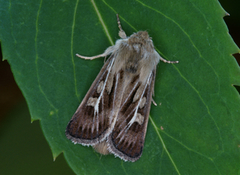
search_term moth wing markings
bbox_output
[107,69,156,162]
[66,55,117,145]
[116,72,152,138]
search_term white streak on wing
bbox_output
[127,72,152,129]
[101,72,120,140]
[119,81,139,111]
[114,81,140,141]
[110,73,119,125]
[91,57,115,134]
[115,72,153,143]
[115,109,135,141]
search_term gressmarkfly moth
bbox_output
[66,14,178,162]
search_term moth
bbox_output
[65,14,178,162]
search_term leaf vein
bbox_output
[71,0,80,98]
[150,116,181,175]
[34,0,57,111]
[91,0,114,45]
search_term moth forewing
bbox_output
[65,14,178,162]
[106,68,157,162]
[65,55,116,145]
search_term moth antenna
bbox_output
[116,14,123,32]
[116,14,127,39]
[159,56,179,64]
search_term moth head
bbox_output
[128,31,154,53]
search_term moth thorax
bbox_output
[126,62,138,73]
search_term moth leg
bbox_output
[116,14,127,39]
[76,53,106,60]
[76,45,116,60]
[159,56,179,64]
[152,98,157,106]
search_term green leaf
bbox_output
[1,0,240,174]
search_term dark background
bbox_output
[0,1,239,174]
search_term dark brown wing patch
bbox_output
[66,56,117,145]
[107,70,156,161]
